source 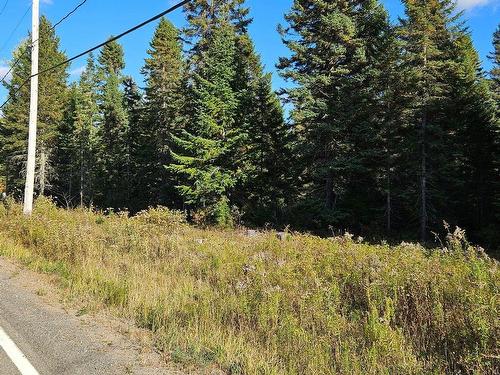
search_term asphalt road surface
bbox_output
[0,256,179,375]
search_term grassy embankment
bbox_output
[0,198,498,374]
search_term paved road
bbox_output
[0,257,179,375]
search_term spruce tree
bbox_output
[96,40,129,209]
[183,0,251,54]
[136,18,185,210]
[446,34,495,229]
[365,21,407,235]
[491,25,500,102]
[230,33,292,224]
[278,0,390,230]
[180,0,293,226]
[488,25,500,246]
[123,76,146,212]
[242,70,292,225]
[0,42,30,196]
[54,54,99,206]
[0,17,68,197]
[398,0,462,242]
[171,21,239,226]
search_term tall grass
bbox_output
[0,197,498,374]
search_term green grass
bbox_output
[0,197,498,374]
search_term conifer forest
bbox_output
[1,0,499,253]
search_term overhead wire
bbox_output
[0,4,32,56]
[0,0,190,110]
[0,0,9,17]
[0,0,89,86]
[52,0,87,29]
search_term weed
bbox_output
[0,198,498,374]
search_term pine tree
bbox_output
[136,18,185,210]
[96,40,130,209]
[0,17,68,197]
[171,21,239,226]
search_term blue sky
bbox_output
[0,0,499,104]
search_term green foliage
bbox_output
[96,40,130,209]
[489,24,500,243]
[183,0,251,57]
[0,0,498,251]
[171,21,240,225]
[134,18,185,211]
[278,0,393,229]
[54,54,100,206]
[0,17,68,196]
[233,34,293,225]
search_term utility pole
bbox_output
[23,0,39,215]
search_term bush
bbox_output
[134,206,186,226]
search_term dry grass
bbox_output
[0,197,498,374]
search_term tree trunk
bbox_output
[386,178,391,233]
[39,147,47,196]
[420,44,428,244]
[80,153,84,207]
[420,111,428,243]
[325,169,335,210]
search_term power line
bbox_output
[52,0,87,29]
[0,0,9,17]
[0,0,190,110]
[0,0,89,86]
[0,4,32,56]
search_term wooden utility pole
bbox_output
[23,0,39,215]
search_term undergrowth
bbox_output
[0,197,498,374]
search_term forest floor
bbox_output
[0,198,498,374]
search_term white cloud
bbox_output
[0,65,12,83]
[70,66,85,77]
[456,0,494,10]
[41,0,54,5]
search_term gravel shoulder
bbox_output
[0,256,182,375]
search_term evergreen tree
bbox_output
[0,17,68,197]
[96,40,129,209]
[491,25,500,103]
[123,76,146,212]
[54,54,99,206]
[241,70,293,225]
[180,0,293,226]
[171,21,239,226]
[230,34,292,224]
[183,0,251,56]
[441,35,495,236]
[136,18,185,211]
[0,43,30,197]
[487,25,500,247]
[398,0,463,242]
[278,0,391,230]
[365,21,407,236]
